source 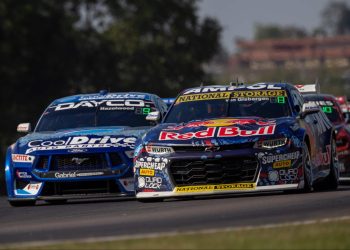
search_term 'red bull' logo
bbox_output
[159,125,276,140]
[165,119,275,130]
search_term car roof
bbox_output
[304,93,337,101]
[51,92,155,105]
[180,82,293,95]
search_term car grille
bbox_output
[169,157,258,186]
[35,153,125,171]
[51,154,108,171]
[41,180,120,196]
[172,143,255,153]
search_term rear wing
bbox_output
[295,83,320,95]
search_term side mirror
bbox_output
[17,123,31,133]
[300,103,319,118]
[146,111,160,122]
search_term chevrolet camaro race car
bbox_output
[5,91,167,206]
[134,83,339,201]
[304,94,350,180]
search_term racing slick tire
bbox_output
[8,200,36,207]
[315,139,339,191]
[302,142,313,192]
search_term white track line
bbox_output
[2,215,350,249]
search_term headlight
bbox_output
[254,138,288,149]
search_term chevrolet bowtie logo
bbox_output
[71,157,89,165]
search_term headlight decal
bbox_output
[255,138,288,149]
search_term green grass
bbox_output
[7,219,350,250]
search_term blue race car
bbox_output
[134,83,339,201]
[5,91,167,206]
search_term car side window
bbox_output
[290,89,304,114]
[155,97,167,118]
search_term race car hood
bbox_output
[14,126,150,155]
[142,117,296,146]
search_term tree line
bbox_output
[0,0,221,193]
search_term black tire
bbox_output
[315,139,339,190]
[302,142,313,192]
[45,199,67,205]
[8,200,36,207]
[137,198,164,203]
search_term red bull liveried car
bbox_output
[304,94,350,181]
[134,83,339,201]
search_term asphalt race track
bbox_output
[1,186,350,246]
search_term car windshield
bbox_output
[304,98,343,124]
[35,99,156,132]
[165,90,291,123]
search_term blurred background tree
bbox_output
[321,1,350,36]
[0,0,221,194]
[254,24,308,40]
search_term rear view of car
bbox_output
[5,92,167,206]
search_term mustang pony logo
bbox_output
[71,157,90,165]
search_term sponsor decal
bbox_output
[308,112,332,135]
[231,90,286,98]
[279,169,298,181]
[26,136,136,154]
[12,154,35,163]
[16,170,32,179]
[338,150,350,157]
[306,100,334,107]
[124,150,134,159]
[79,93,147,100]
[313,145,331,167]
[15,182,42,195]
[256,138,288,149]
[140,168,155,176]
[119,177,134,192]
[159,126,275,140]
[145,145,174,155]
[165,119,275,130]
[182,83,281,95]
[261,151,300,165]
[54,171,105,178]
[176,92,231,103]
[54,100,145,111]
[175,183,255,192]
[134,157,168,170]
[268,170,279,182]
[183,86,237,95]
[68,149,88,153]
[138,176,162,189]
[273,160,292,169]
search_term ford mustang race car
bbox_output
[5,91,167,206]
[304,94,350,180]
[134,83,339,201]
